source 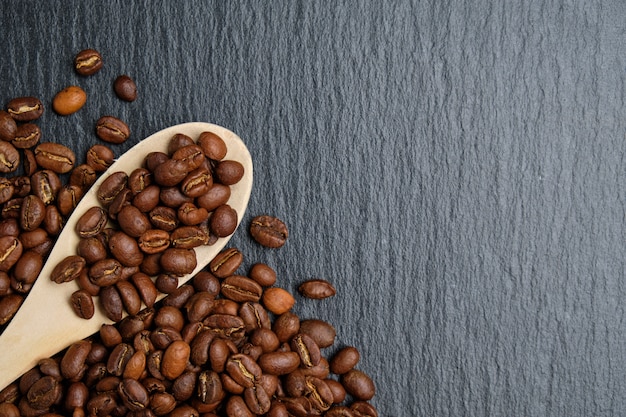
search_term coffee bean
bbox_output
[149,206,179,231]
[89,258,123,287]
[340,369,375,401]
[109,230,144,267]
[330,346,360,375]
[138,228,170,254]
[250,215,288,248]
[13,250,42,285]
[209,204,238,237]
[116,280,142,316]
[351,400,379,417]
[214,160,244,185]
[154,159,189,187]
[177,202,209,226]
[95,116,130,144]
[171,225,208,249]
[262,287,295,315]
[75,206,108,238]
[161,340,190,380]
[299,319,336,349]
[6,96,44,122]
[239,302,271,333]
[34,142,76,173]
[26,375,60,410]
[113,75,137,102]
[258,351,300,375]
[56,184,83,216]
[60,340,91,380]
[159,185,193,207]
[30,170,61,205]
[74,48,103,76]
[86,144,114,172]
[19,194,46,231]
[298,278,336,299]
[0,294,23,325]
[117,205,151,237]
[291,333,321,368]
[0,110,17,141]
[52,85,87,115]
[12,123,41,149]
[272,311,301,343]
[107,343,134,376]
[196,183,231,211]
[198,131,227,160]
[118,378,149,411]
[160,248,197,276]
[70,289,95,319]
[50,255,85,284]
[221,275,263,303]
[208,247,242,278]
[0,141,19,173]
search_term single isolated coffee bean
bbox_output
[52,85,87,115]
[298,279,336,299]
[95,116,130,144]
[74,48,103,76]
[249,215,288,248]
[113,75,138,102]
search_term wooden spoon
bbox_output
[0,122,253,390]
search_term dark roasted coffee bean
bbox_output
[171,371,196,401]
[239,302,271,333]
[12,123,41,149]
[196,183,231,212]
[0,294,23,325]
[197,370,223,405]
[154,305,185,332]
[153,159,189,187]
[180,166,212,198]
[12,176,31,197]
[86,144,114,172]
[208,247,242,278]
[96,115,130,144]
[150,392,176,415]
[0,178,13,205]
[172,144,204,171]
[77,236,107,264]
[155,273,179,294]
[56,184,83,216]
[159,185,193,208]
[340,369,375,401]
[0,110,17,141]
[74,48,103,75]
[89,258,123,287]
[330,346,360,375]
[130,272,158,307]
[30,170,61,205]
[76,206,108,238]
[177,202,209,226]
[22,149,37,176]
[107,187,131,219]
[325,406,355,417]
[144,151,168,171]
[149,206,178,231]
[116,280,142,316]
[106,343,134,376]
[209,204,238,238]
[7,96,44,122]
[170,226,208,249]
[20,228,48,250]
[326,379,347,404]
[43,205,63,236]
[117,204,151,237]
[291,333,321,368]
[26,375,60,410]
[109,230,144,267]
[34,142,76,173]
[86,392,117,417]
[113,75,137,102]
[69,164,97,189]
[350,401,378,417]
[189,330,214,366]
[97,171,128,207]
[226,354,262,388]
[250,215,288,248]
[70,289,95,319]
[185,291,214,323]
[250,328,280,354]
[138,229,170,254]
[198,131,227,160]
[167,134,195,155]
[100,284,124,322]
[133,185,160,212]
[50,255,85,283]
[19,194,46,231]
[221,275,262,303]
[298,279,336,299]
[192,271,220,295]
[272,311,301,343]
[258,351,300,376]
[162,284,195,309]
[127,167,151,194]
[249,263,277,287]
[118,378,149,411]
[65,381,89,409]
[0,141,19,173]
[60,340,91,380]
[299,319,336,348]
[160,248,197,276]
[204,313,245,340]
[226,395,254,417]
[13,250,42,285]
[243,384,271,414]
[214,160,244,185]
[0,218,19,236]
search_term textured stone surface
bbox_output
[1,1,625,415]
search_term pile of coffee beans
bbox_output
[0,242,378,416]
[50,130,245,322]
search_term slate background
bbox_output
[1,1,625,416]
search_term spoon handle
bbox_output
[0,122,253,390]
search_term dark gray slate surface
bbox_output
[1,1,625,415]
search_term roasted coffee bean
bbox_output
[69,164,97,189]
[167,134,195,155]
[0,272,11,296]
[130,272,158,307]
[150,392,176,415]
[350,401,378,417]
[86,144,114,172]
[50,255,85,283]
[34,142,76,173]
[2,197,22,219]
[204,313,245,340]
[184,292,214,323]
[113,75,137,102]
[12,123,41,149]
[272,312,300,343]
[154,159,189,187]
[144,151,168,171]
[97,171,128,207]
[117,205,151,237]
[0,178,13,205]
[57,184,83,215]
[127,167,151,194]
[116,280,142,316]
[326,379,347,404]
[86,392,117,417]
[172,144,204,171]
[159,185,193,208]
[258,351,300,376]
[192,271,220,295]
[100,285,124,322]
[77,236,107,264]
[208,247,242,278]
[325,406,355,417]
[26,375,60,410]
[209,204,237,238]
[226,395,254,417]
[160,248,197,276]
[250,328,280,354]
[19,194,46,231]
[330,346,360,375]
[214,160,244,185]
[96,115,130,144]
[162,284,195,309]
[74,48,103,75]
[181,166,212,198]
[151,326,183,350]
[30,170,61,205]
[52,85,87,115]
[177,202,209,226]
[225,354,261,388]
[75,206,108,238]
[13,250,42,285]
[7,96,44,122]
[89,258,123,286]
[340,369,375,401]
[60,340,91,380]
[249,263,277,287]
[0,110,17,141]
[20,228,47,250]
[298,278,336,299]
[12,176,31,197]
[118,378,149,411]
[65,382,89,409]
[196,183,231,212]
[106,343,134,376]
[161,340,190,380]
[262,287,295,315]
[197,370,223,405]
[109,231,144,267]
[0,218,19,237]
[133,184,160,212]
[171,371,196,401]
[0,294,23,325]
[291,333,321,368]
[107,187,131,219]
[250,215,288,248]
[221,275,263,303]
[154,305,185,332]
[171,226,208,249]
[22,149,37,176]
[149,206,179,231]
[0,141,19,173]
[197,131,227,160]
[243,384,271,414]
[239,302,271,333]
[70,289,95,319]
[138,229,170,254]
[155,273,179,294]
[299,319,336,349]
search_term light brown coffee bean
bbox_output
[262,287,295,315]
[161,340,190,380]
[52,85,87,115]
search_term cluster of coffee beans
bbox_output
[50,131,245,322]
[0,48,136,331]
[0,241,377,416]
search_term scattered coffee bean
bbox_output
[52,85,87,115]
[95,115,130,144]
[12,123,41,149]
[250,215,288,248]
[0,110,17,141]
[34,142,76,174]
[113,75,138,102]
[74,48,103,76]
[6,96,44,122]
[298,278,336,299]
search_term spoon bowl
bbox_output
[0,122,253,390]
